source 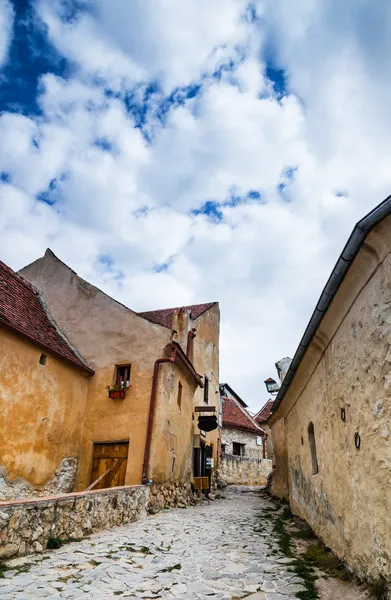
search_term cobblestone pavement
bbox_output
[1,488,309,600]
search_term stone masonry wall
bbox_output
[221,427,264,459]
[148,481,194,510]
[219,454,272,486]
[0,485,149,560]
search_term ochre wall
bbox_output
[191,304,220,471]
[271,214,391,584]
[269,415,289,499]
[20,253,220,490]
[149,362,195,483]
[259,422,275,463]
[0,326,89,495]
[20,251,174,488]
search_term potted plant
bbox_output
[106,377,132,399]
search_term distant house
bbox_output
[218,383,271,486]
[254,399,274,463]
[0,249,220,505]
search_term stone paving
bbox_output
[0,487,306,600]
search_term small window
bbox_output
[39,353,47,366]
[204,375,209,404]
[308,422,318,475]
[177,381,182,410]
[116,365,131,388]
[232,442,245,457]
[221,443,226,454]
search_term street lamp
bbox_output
[264,377,280,395]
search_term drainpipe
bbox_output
[186,328,196,358]
[142,345,177,481]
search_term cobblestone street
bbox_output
[0,488,366,600]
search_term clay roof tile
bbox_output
[222,396,264,434]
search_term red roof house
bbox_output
[0,260,92,373]
[222,396,265,434]
[139,302,217,329]
[254,399,274,424]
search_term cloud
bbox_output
[0,0,14,68]
[1,0,391,411]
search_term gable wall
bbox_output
[20,253,174,487]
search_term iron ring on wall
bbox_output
[354,432,361,449]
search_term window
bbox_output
[221,444,226,454]
[177,381,183,410]
[204,375,209,404]
[232,442,245,457]
[308,422,318,475]
[116,365,131,388]
[39,353,47,366]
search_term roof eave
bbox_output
[0,317,94,375]
[273,193,391,413]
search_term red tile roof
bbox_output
[254,399,274,423]
[139,302,216,329]
[222,396,264,434]
[0,260,93,373]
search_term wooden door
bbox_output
[90,442,129,490]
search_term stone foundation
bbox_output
[149,481,194,510]
[218,453,272,486]
[0,485,148,559]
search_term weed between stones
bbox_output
[159,563,181,573]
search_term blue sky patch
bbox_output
[0,1,70,116]
[265,64,288,99]
[94,137,115,152]
[192,201,224,222]
[0,172,11,183]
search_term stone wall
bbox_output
[270,212,391,589]
[148,481,194,510]
[0,485,148,559]
[219,453,272,486]
[221,427,264,459]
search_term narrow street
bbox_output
[0,488,369,600]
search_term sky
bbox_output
[1,0,391,412]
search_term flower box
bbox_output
[108,389,126,400]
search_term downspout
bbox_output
[186,328,196,357]
[142,345,177,481]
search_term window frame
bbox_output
[308,422,319,475]
[115,364,131,388]
[232,442,245,457]
[203,375,209,404]
[177,381,183,411]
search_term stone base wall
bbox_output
[0,458,79,501]
[0,485,148,560]
[149,481,194,510]
[218,453,272,486]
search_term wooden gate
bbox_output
[90,442,129,490]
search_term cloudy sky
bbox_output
[1,0,390,411]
